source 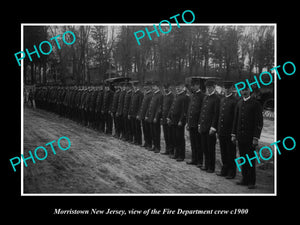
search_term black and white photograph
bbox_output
[21,24,275,195]
[4,5,298,220]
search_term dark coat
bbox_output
[198,93,220,133]
[146,90,163,123]
[110,89,121,114]
[232,97,263,142]
[128,89,144,117]
[217,94,238,136]
[122,90,133,116]
[116,90,126,116]
[101,89,114,113]
[81,90,89,110]
[95,89,104,112]
[187,90,205,128]
[88,90,98,111]
[168,91,189,125]
[161,92,174,125]
[75,90,83,109]
[138,90,153,120]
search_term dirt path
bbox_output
[23,107,274,194]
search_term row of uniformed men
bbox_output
[34,79,263,189]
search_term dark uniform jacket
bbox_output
[168,91,189,125]
[74,89,82,109]
[123,90,133,116]
[101,89,114,113]
[88,90,98,112]
[84,90,91,111]
[146,90,163,123]
[95,89,104,113]
[217,94,238,136]
[187,90,205,128]
[161,92,174,125]
[129,89,143,117]
[80,90,88,110]
[138,90,153,120]
[116,89,126,116]
[198,92,220,133]
[70,90,77,109]
[232,97,263,142]
[110,89,121,114]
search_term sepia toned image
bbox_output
[22,24,275,195]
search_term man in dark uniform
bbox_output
[85,87,94,127]
[160,83,174,155]
[102,83,114,134]
[80,87,89,126]
[217,81,238,179]
[116,82,127,139]
[110,83,121,137]
[91,87,99,129]
[186,79,205,167]
[128,81,144,145]
[198,80,220,173]
[123,83,133,142]
[167,84,189,161]
[145,81,163,153]
[95,85,104,132]
[137,82,153,149]
[232,86,263,189]
[70,86,78,121]
[58,87,66,116]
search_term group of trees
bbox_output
[115,25,274,83]
[23,25,274,85]
[24,25,113,85]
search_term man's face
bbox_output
[193,84,200,92]
[191,84,196,92]
[206,86,215,95]
[152,85,159,91]
[241,88,250,98]
[164,87,170,93]
[176,85,183,93]
[224,87,232,95]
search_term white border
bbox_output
[21,23,277,196]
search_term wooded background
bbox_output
[23,25,274,85]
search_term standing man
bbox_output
[116,82,127,139]
[128,81,144,145]
[95,84,104,132]
[186,79,205,167]
[160,83,174,155]
[137,82,153,149]
[102,83,114,134]
[198,80,220,173]
[80,87,89,127]
[123,83,133,142]
[167,83,189,161]
[232,86,263,189]
[87,87,98,128]
[110,83,121,137]
[145,81,163,153]
[217,81,238,179]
